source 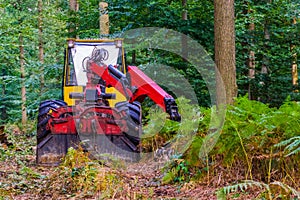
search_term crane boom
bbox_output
[88,61,181,121]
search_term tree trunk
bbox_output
[181,0,188,60]
[19,34,27,125]
[1,69,7,122]
[38,0,44,93]
[248,7,255,99]
[214,0,237,105]
[261,22,270,75]
[99,2,109,36]
[69,0,79,38]
[291,18,298,91]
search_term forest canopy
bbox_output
[0,0,299,123]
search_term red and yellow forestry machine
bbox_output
[36,39,180,165]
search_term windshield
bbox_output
[69,40,123,86]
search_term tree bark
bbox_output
[69,0,79,38]
[19,34,27,125]
[1,69,7,122]
[291,18,298,91]
[99,2,109,36]
[214,0,237,105]
[181,0,188,60]
[248,6,255,100]
[38,0,44,93]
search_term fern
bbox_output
[275,136,300,157]
[216,180,270,200]
[216,180,300,200]
[271,181,300,198]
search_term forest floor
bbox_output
[1,156,260,200]
[0,125,284,199]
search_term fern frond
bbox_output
[275,136,300,157]
[275,136,300,147]
[216,180,272,200]
[217,180,300,200]
[271,181,300,198]
[218,180,269,195]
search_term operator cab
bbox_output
[63,39,127,106]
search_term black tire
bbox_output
[114,101,142,148]
[38,100,67,120]
[128,101,142,124]
[131,101,141,109]
[129,110,141,124]
[37,100,67,143]
[127,102,142,146]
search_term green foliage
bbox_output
[235,0,300,106]
[175,96,300,190]
[0,0,66,124]
[1,0,299,124]
[194,96,300,169]
[0,124,45,197]
[162,159,191,184]
[275,136,300,157]
[142,97,200,153]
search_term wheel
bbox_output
[36,100,80,166]
[126,101,142,146]
[115,101,142,149]
[38,100,67,120]
[128,101,142,124]
[37,100,67,143]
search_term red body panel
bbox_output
[127,65,172,112]
[48,105,127,135]
[47,61,179,135]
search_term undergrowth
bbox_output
[1,96,299,199]
[157,96,299,198]
[41,147,127,199]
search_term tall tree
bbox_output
[69,0,79,38]
[19,34,27,125]
[38,0,45,93]
[291,17,298,91]
[99,2,109,36]
[181,0,188,59]
[247,5,256,100]
[214,0,237,105]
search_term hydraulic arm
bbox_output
[88,61,181,121]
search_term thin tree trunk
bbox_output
[291,18,298,91]
[69,0,79,38]
[99,2,109,36]
[248,11,255,99]
[1,69,7,121]
[261,0,271,76]
[181,0,188,60]
[38,0,44,93]
[259,1,271,103]
[214,0,237,105]
[261,23,270,75]
[19,34,27,125]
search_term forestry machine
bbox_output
[36,39,180,166]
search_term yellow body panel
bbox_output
[63,85,126,107]
[106,87,127,106]
[63,86,84,106]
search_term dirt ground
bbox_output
[0,127,296,200]
[0,153,263,200]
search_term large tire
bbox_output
[128,101,142,124]
[37,100,67,143]
[36,100,80,166]
[126,101,142,146]
[115,101,142,149]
